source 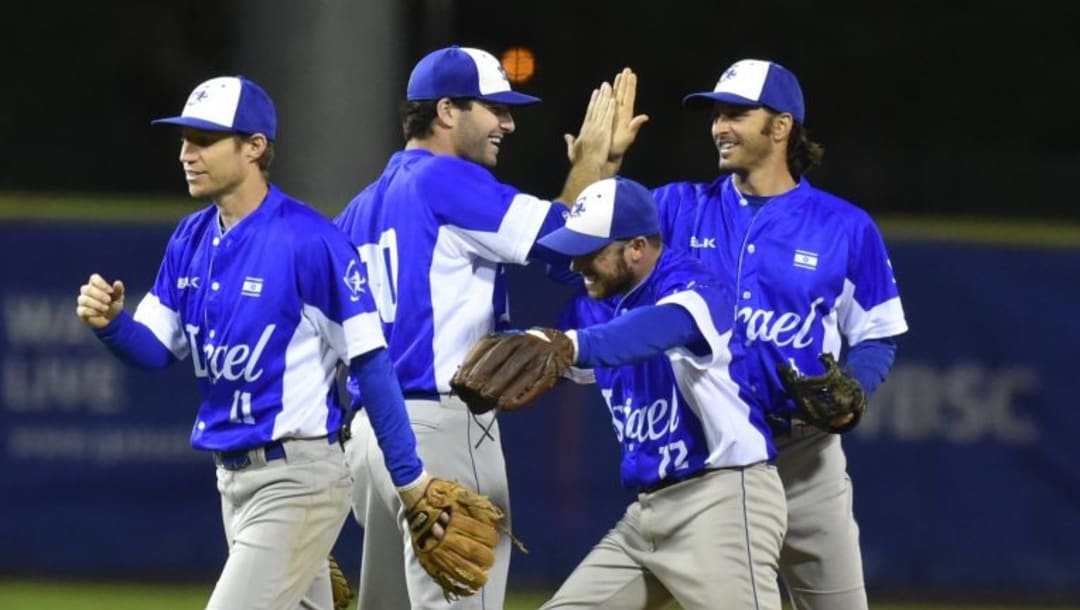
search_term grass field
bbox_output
[0,581,1076,610]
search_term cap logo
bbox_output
[189,89,210,105]
[719,66,738,82]
[569,201,587,217]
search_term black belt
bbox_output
[213,430,339,471]
[639,467,715,495]
[403,391,450,401]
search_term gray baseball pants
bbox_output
[206,437,351,610]
[775,425,868,610]
[347,396,512,610]
[541,463,787,610]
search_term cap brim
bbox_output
[150,116,237,132]
[537,228,612,257]
[477,91,541,106]
[681,91,761,109]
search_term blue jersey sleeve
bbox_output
[652,181,709,250]
[295,225,387,362]
[131,220,196,359]
[575,305,704,368]
[348,348,424,487]
[844,337,897,397]
[841,213,909,344]
[651,251,735,369]
[415,156,554,264]
[94,310,177,369]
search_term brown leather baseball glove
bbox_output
[405,478,504,601]
[327,553,354,610]
[449,328,575,414]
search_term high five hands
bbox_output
[565,68,650,175]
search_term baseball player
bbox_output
[532,176,786,609]
[332,46,630,609]
[642,60,909,609]
[74,76,439,610]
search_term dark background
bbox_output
[5,0,1078,220]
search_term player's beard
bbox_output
[717,116,776,174]
[455,114,502,169]
[584,251,635,299]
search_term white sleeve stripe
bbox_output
[132,293,188,358]
[455,194,553,264]
[305,305,386,363]
[563,366,596,385]
[500,194,553,263]
[838,277,909,345]
[657,290,726,370]
[344,311,388,359]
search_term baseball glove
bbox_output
[406,478,504,601]
[777,353,867,433]
[327,553,354,610]
[449,328,575,414]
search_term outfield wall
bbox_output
[1,210,1077,597]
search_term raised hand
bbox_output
[76,273,126,329]
[567,82,616,169]
[564,68,648,176]
[610,68,649,163]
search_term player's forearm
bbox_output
[844,337,898,397]
[572,305,705,368]
[349,348,425,487]
[554,156,607,205]
[93,310,176,370]
[527,204,572,266]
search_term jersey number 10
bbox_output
[356,229,400,323]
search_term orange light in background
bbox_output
[501,47,536,84]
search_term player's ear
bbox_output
[624,237,646,263]
[769,113,794,142]
[434,97,459,128]
[242,133,269,162]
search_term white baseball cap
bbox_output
[406,45,540,106]
[538,177,659,257]
[151,75,278,140]
[683,59,805,123]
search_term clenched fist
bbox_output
[76,273,126,329]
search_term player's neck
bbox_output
[733,168,797,197]
[215,178,269,230]
[406,136,455,157]
[626,243,662,293]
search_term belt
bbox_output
[639,467,715,495]
[403,391,452,401]
[213,430,339,471]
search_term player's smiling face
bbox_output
[453,100,515,168]
[711,103,780,173]
[178,128,252,200]
[571,242,635,299]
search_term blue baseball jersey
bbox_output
[132,185,386,451]
[652,176,908,419]
[562,248,775,490]
[334,149,561,395]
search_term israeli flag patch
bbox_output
[241,277,264,297]
[793,250,818,270]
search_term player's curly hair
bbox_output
[400,98,474,141]
[787,122,824,177]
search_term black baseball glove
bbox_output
[777,353,867,433]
